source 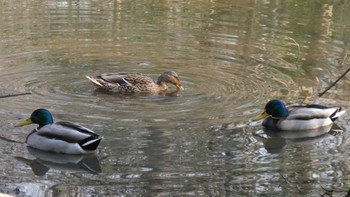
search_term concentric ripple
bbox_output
[0,53,301,130]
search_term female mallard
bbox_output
[86,71,183,94]
[255,99,345,131]
[16,109,102,154]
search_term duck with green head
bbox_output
[16,109,102,154]
[255,99,345,131]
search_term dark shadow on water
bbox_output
[15,147,101,176]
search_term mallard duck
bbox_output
[16,109,102,154]
[255,99,345,131]
[85,71,183,94]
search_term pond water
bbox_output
[1,0,350,196]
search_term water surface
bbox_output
[1,0,350,196]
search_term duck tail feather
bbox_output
[330,108,345,121]
[86,76,103,87]
[79,137,102,151]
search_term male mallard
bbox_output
[16,109,102,154]
[255,99,345,131]
[86,71,183,94]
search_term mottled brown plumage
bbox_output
[86,71,182,94]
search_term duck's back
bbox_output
[98,73,160,93]
[26,122,101,154]
[123,74,159,93]
[286,106,341,120]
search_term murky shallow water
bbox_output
[1,0,350,196]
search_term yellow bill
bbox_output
[16,118,33,127]
[255,111,269,121]
[176,82,184,90]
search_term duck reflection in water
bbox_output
[254,124,344,154]
[16,147,101,176]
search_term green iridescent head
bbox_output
[17,108,54,129]
[256,99,289,120]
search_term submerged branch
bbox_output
[0,92,31,98]
[319,55,349,97]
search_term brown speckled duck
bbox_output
[86,71,183,94]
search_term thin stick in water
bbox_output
[319,55,349,97]
[0,92,31,98]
